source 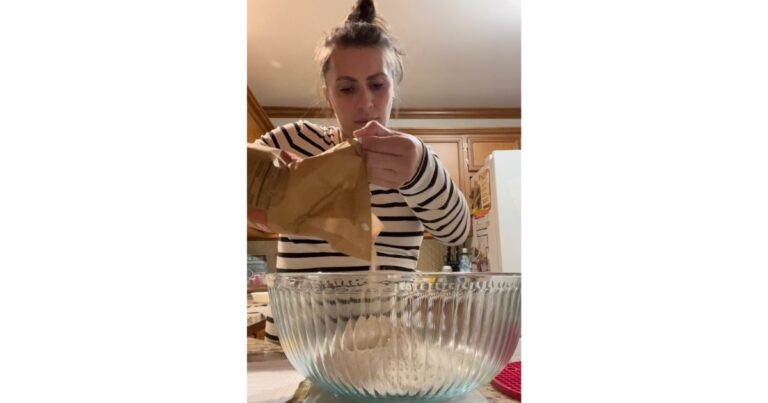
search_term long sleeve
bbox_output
[399,143,471,245]
[254,121,335,156]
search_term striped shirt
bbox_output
[255,120,471,273]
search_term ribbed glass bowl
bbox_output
[265,272,521,402]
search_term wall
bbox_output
[415,238,450,272]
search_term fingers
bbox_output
[360,134,409,155]
[280,150,301,164]
[365,150,404,170]
[365,150,413,188]
[247,207,268,226]
[353,120,392,139]
[348,122,423,188]
[360,132,423,189]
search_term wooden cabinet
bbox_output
[413,135,466,196]
[248,89,277,240]
[466,133,521,171]
[463,130,521,197]
[396,128,521,199]
[247,88,275,143]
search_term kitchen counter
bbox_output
[247,337,521,403]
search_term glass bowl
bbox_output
[265,272,521,402]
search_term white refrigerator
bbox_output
[469,150,521,273]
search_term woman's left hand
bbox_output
[353,121,424,189]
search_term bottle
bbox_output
[459,248,472,273]
[444,246,458,271]
[441,265,453,273]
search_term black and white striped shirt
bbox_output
[256,120,470,272]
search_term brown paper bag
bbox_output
[246,143,288,211]
[247,140,382,261]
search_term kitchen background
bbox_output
[248,0,521,273]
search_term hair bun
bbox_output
[346,0,376,24]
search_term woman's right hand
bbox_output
[279,150,301,165]
[353,121,424,189]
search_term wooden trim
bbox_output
[248,88,276,133]
[263,106,521,120]
[393,127,521,136]
[262,107,334,119]
[393,108,520,119]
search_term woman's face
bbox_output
[323,47,395,137]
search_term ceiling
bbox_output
[248,0,521,109]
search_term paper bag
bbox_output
[247,140,382,261]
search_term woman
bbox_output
[250,0,470,342]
